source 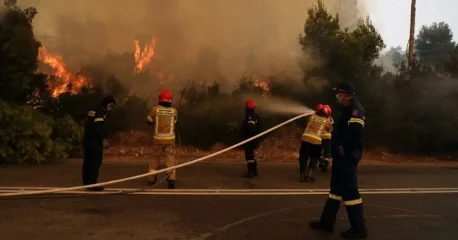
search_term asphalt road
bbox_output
[1,160,458,239]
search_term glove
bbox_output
[102,139,109,149]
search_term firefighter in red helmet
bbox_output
[146,88,178,189]
[298,104,332,182]
[319,104,333,172]
[241,100,261,178]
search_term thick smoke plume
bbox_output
[19,0,371,92]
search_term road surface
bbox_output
[1,159,458,239]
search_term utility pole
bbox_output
[408,0,416,69]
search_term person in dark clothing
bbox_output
[310,83,368,238]
[241,100,261,178]
[82,95,116,191]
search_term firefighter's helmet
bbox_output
[315,104,324,112]
[158,89,172,103]
[323,104,332,117]
[245,100,256,109]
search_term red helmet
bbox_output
[323,104,332,116]
[245,100,256,109]
[315,104,324,112]
[158,89,172,103]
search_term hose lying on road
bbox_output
[0,112,312,197]
[0,128,185,200]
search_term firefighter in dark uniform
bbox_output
[299,104,332,182]
[310,83,367,238]
[319,104,333,172]
[82,95,116,191]
[241,100,261,178]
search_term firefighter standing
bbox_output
[241,100,261,178]
[82,95,116,191]
[299,104,332,182]
[310,83,367,238]
[319,105,333,172]
[146,89,178,189]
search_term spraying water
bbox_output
[242,95,314,116]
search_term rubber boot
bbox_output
[318,158,325,169]
[167,179,176,189]
[148,175,158,186]
[300,173,306,183]
[253,161,258,176]
[342,204,367,238]
[310,197,341,233]
[305,168,316,182]
[322,158,330,173]
[241,162,255,178]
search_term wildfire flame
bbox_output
[38,46,90,98]
[255,80,271,97]
[134,36,158,74]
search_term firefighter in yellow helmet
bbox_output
[146,88,178,189]
[299,104,333,182]
[319,104,333,173]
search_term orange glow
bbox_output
[134,36,158,74]
[254,80,271,97]
[38,46,90,98]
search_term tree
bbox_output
[0,0,44,104]
[415,22,456,66]
[299,1,385,87]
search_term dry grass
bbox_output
[102,128,458,165]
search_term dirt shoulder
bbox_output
[101,145,458,166]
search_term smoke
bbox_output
[18,0,370,91]
[241,94,314,116]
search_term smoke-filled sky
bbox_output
[369,0,457,51]
[16,0,371,87]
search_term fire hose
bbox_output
[0,112,311,198]
[0,129,183,200]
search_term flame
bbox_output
[38,46,90,98]
[254,80,271,97]
[134,36,158,74]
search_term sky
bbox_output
[368,0,458,52]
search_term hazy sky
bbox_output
[368,0,458,51]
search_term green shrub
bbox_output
[0,101,81,164]
[51,115,84,158]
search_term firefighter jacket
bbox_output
[84,106,109,143]
[331,97,365,155]
[322,116,334,140]
[242,113,261,139]
[147,105,178,145]
[301,113,332,145]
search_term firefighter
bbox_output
[146,89,178,189]
[82,95,116,191]
[299,104,332,182]
[310,83,367,238]
[319,104,333,172]
[241,100,261,178]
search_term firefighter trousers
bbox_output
[244,140,258,174]
[149,143,176,181]
[318,152,367,233]
[298,141,322,174]
[82,140,104,185]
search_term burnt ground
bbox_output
[1,159,458,239]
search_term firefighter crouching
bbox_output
[146,89,178,189]
[299,104,332,182]
[82,95,116,191]
[319,104,333,172]
[241,100,261,178]
[310,83,368,238]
